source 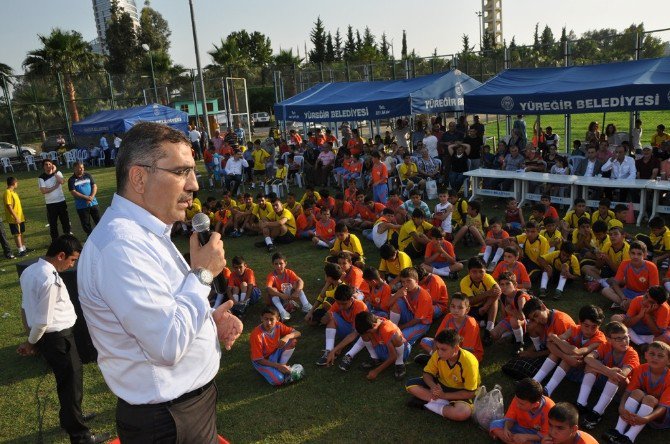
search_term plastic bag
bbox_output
[473,384,505,430]
[425,179,438,200]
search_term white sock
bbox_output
[492,248,504,264]
[531,336,543,351]
[265,236,272,246]
[19,245,26,252]
[665,281,670,293]
[545,366,566,396]
[298,290,310,308]
[548,247,555,253]
[541,272,549,289]
[593,380,620,414]
[231,293,240,303]
[317,240,329,248]
[272,296,289,316]
[395,344,406,364]
[616,397,640,433]
[534,358,557,383]
[483,246,492,263]
[425,399,449,416]
[486,321,494,331]
[625,403,654,441]
[577,372,596,407]
[346,338,365,358]
[363,340,379,359]
[628,329,654,345]
[432,266,451,276]
[512,326,524,343]
[325,328,336,351]
[279,347,294,364]
[214,293,225,308]
[390,311,401,325]
[239,292,247,302]
[599,278,610,288]
[557,276,567,291]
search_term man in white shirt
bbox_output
[601,145,637,180]
[17,235,108,443]
[224,149,248,195]
[112,133,122,163]
[99,133,109,165]
[422,132,439,159]
[77,122,242,442]
[38,159,71,241]
[188,125,202,160]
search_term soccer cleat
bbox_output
[448,271,459,280]
[316,350,330,366]
[610,302,622,310]
[360,358,382,370]
[5,252,15,259]
[413,353,431,366]
[487,262,497,273]
[513,342,524,356]
[613,436,633,444]
[266,243,276,253]
[482,329,493,347]
[602,429,622,443]
[229,230,241,238]
[338,354,353,371]
[17,250,28,257]
[280,311,291,322]
[553,289,563,301]
[394,364,406,380]
[538,288,547,299]
[581,410,602,430]
[575,403,588,416]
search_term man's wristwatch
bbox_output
[190,268,214,286]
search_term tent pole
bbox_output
[565,114,571,155]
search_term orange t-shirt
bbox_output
[266,269,300,293]
[315,218,336,241]
[385,196,403,212]
[571,431,599,444]
[480,229,510,253]
[615,260,660,293]
[342,266,364,290]
[625,295,670,330]
[435,314,483,361]
[539,309,577,343]
[421,274,448,310]
[214,209,232,225]
[316,196,336,212]
[504,396,555,436]
[371,162,388,186]
[369,318,405,347]
[358,202,386,222]
[403,287,433,325]
[360,280,392,313]
[345,159,363,174]
[229,267,256,288]
[500,290,531,322]
[333,201,355,219]
[594,342,639,370]
[329,298,368,325]
[566,325,607,349]
[492,261,531,288]
[250,322,294,361]
[627,363,670,407]
[425,239,456,263]
[296,213,316,232]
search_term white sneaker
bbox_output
[301,303,313,313]
[280,311,291,321]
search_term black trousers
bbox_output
[46,200,71,240]
[38,329,91,443]
[116,381,218,444]
[76,206,101,235]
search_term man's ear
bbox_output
[127,165,147,194]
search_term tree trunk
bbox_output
[65,77,79,122]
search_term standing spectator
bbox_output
[99,133,110,166]
[234,123,245,144]
[447,142,471,193]
[513,115,527,148]
[188,124,202,160]
[631,119,643,151]
[0,214,13,259]
[585,121,600,145]
[112,133,122,163]
[392,118,409,149]
[422,128,439,159]
[544,126,559,150]
[470,115,485,139]
[4,176,29,257]
[39,159,71,241]
[456,115,469,134]
[463,128,483,170]
[68,162,100,236]
[211,129,225,151]
[412,121,426,149]
[313,143,336,186]
[56,134,66,149]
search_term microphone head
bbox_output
[192,213,211,233]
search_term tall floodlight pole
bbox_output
[141,44,158,103]
[188,0,210,136]
[476,10,484,50]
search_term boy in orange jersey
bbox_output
[578,322,640,430]
[312,207,336,249]
[415,293,483,365]
[602,241,659,311]
[416,266,448,319]
[533,305,606,397]
[316,284,368,367]
[344,179,359,203]
[213,203,234,237]
[360,267,392,318]
[350,311,409,379]
[489,377,555,443]
[385,190,405,221]
[492,246,532,290]
[490,272,530,356]
[612,286,669,346]
[327,223,365,266]
[250,307,302,386]
[315,188,335,213]
[482,217,510,272]
[378,242,413,289]
[227,256,260,316]
[367,207,401,249]
[265,252,312,321]
[369,150,389,204]
[295,201,317,239]
[332,191,355,222]
[336,252,364,296]
[460,256,502,344]
[350,194,385,231]
[603,341,670,444]
[421,227,463,279]
[544,403,599,444]
[388,267,433,345]
[304,263,343,326]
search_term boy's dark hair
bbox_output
[303,201,313,210]
[6,176,17,186]
[467,256,486,270]
[255,192,266,199]
[613,203,628,213]
[548,402,579,427]
[592,220,608,234]
[324,262,343,280]
[334,284,355,301]
[531,203,545,214]
[524,221,538,230]
[648,286,669,305]
[574,198,586,205]
[503,245,520,257]
[578,304,604,325]
[515,378,544,403]
[497,271,517,284]
[649,216,666,229]
[410,189,422,197]
[540,194,551,200]
[411,208,425,219]
[522,297,544,319]
[335,222,348,233]
[629,240,647,254]
[448,189,460,197]
[468,200,481,213]
[262,306,280,318]
[364,195,374,203]
[577,217,591,227]
[428,227,443,239]
[648,341,670,355]
[355,311,378,335]
[336,251,352,263]
[379,243,397,260]
[382,207,395,215]
[489,217,501,226]
[231,256,246,266]
[46,234,83,258]
[599,198,611,208]
[370,150,381,159]
[560,242,575,255]
[543,217,557,226]
[362,266,381,281]
[271,252,286,263]
[434,329,461,347]
[276,158,285,166]
[399,267,419,281]
[334,192,345,200]
[450,292,470,305]
[603,321,628,337]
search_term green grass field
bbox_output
[0,161,666,443]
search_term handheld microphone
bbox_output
[191,213,227,294]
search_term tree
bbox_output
[533,23,540,51]
[325,32,335,63]
[208,36,248,72]
[343,25,356,61]
[106,0,141,74]
[380,33,390,60]
[334,29,343,61]
[401,30,407,59]
[482,31,494,51]
[0,62,12,91]
[308,17,327,64]
[274,49,302,67]
[355,30,363,53]
[541,25,555,48]
[23,28,102,122]
[138,0,171,53]
[461,34,474,55]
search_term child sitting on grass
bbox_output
[452,200,488,249]
[492,246,532,290]
[360,266,392,319]
[611,285,669,346]
[544,402,599,444]
[265,252,312,321]
[304,262,343,326]
[421,227,462,279]
[490,272,530,356]
[250,307,302,386]
[351,311,410,380]
[481,217,510,271]
[538,242,581,300]
[601,241,659,311]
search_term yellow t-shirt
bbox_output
[649,227,670,254]
[516,233,549,265]
[332,233,364,258]
[3,189,24,224]
[274,165,288,181]
[541,251,581,276]
[236,202,257,214]
[466,213,488,235]
[423,348,480,392]
[267,208,296,236]
[540,228,563,249]
[253,202,273,220]
[184,198,202,222]
[300,191,322,205]
[221,198,237,210]
[398,220,433,251]
[459,273,497,307]
[600,240,630,270]
[562,210,587,230]
[451,199,468,226]
[398,162,418,181]
[252,149,270,171]
[591,209,615,225]
[379,251,413,276]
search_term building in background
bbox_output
[482,0,503,47]
[91,0,140,52]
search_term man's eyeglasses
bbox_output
[137,164,196,179]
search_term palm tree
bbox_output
[23,28,102,122]
[0,62,13,92]
[274,49,303,67]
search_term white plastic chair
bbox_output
[24,155,37,171]
[48,151,59,165]
[1,157,14,173]
[64,150,76,169]
[40,152,50,161]
[293,155,305,188]
[97,150,105,167]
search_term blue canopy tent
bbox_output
[274,70,482,123]
[72,104,189,136]
[463,57,670,115]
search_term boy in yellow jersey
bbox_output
[284,192,302,219]
[299,186,321,206]
[251,142,270,189]
[248,193,273,234]
[266,158,287,192]
[327,222,365,267]
[591,199,615,225]
[447,189,468,233]
[582,226,630,292]
[3,177,28,257]
[398,208,433,259]
[636,216,670,272]
[304,262,343,326]
[231,193,257,236]
[538,243,581,300]
[540,217,563,253]
[256,198,296,253]
[220,190,237,211]
[453,200,488,249]
[379,242,413,290]
[460,256,502,344]
[560,198,588,237]
[398,152,424,196]
[513,221,550,281]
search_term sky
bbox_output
[1,0,669,75]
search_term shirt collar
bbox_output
[111,193,171,237]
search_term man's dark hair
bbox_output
[46,234,83,257]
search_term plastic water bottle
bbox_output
[290,364,305,382]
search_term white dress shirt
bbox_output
[188,129,201,143]
[584,159,596,177]
[77,194,220,405]
[224,157,249,176]
[21,258,77,339]
[601,156,637,180]
[38,171,66,204]
[422,135,439,158]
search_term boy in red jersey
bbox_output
[492,246,532,290]
[388,267,433,345]
[421,227,463,278]
[295,202,317,239]
[490,272,530,355]
[602,241,659,311]
[250,307,302,386]
[265,252,312,321]
[227,256,260,316]
[369,150,389,204]
[360,267,392,318]
[612,286,669,346]
[416,265,449,319]
[312,208,336,248]
[482,218,510,271]
[544,403,599,444]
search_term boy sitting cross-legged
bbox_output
[490,272,531,356]
[388,267,434,346]
[250,307,302,386]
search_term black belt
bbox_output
[120,379,215,408]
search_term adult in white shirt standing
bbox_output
[77,122,241,442]
[112,133,122,162]
[17,235,109,443]
[99,133,109,165]
[39,159,71,241]
[422,131,439,159]
[188,125,202,160]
